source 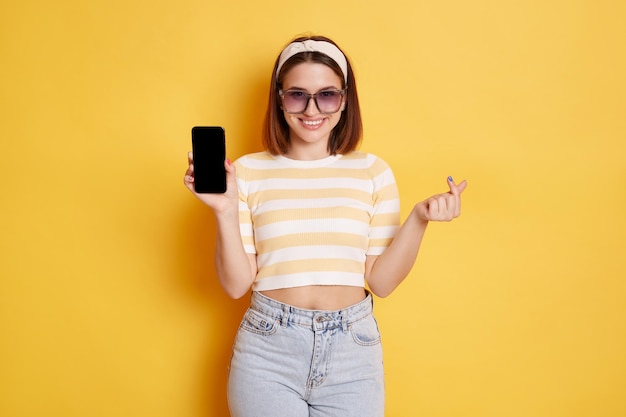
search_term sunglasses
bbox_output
[279,89,346,114]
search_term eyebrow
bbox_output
[283,85,342,92]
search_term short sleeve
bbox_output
[367,158,400,255]
[234,157,256,254]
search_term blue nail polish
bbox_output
[448,176,454,182]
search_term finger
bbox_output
[450,179,466,217]
[456,179,468,194]
[440,195,454,221]
[429,194,455,221]
[443,187,458,215]
[225,159,236,179]
[186,152,195,176]
[447,177,469,195]
[184,151,196,188]
[446,194,456,217]
[427,197,439,220]
[447,176,459,196]
[224,158,238,195]
[447,179,466,218]
[183,172,195,191]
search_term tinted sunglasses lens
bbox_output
[283,91,307,113]
[316,91,342,112]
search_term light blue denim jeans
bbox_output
[227,291,385,417]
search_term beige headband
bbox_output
[276,40,348,83]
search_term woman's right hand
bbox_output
[183,151,239,214]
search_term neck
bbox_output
[285,144,331,161]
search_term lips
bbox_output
[300,118,324,129]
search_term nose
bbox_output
[303,96,320,116]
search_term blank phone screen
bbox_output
[191,126,226,193]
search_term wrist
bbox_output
[412,204,430,227]
[212,201,239,221]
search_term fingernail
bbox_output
[227,159,231,166]
[448,176,454,182]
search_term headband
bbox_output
[276,40,348,83]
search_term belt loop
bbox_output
[281,304,290,327]
[341,313,348,333]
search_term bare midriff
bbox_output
[260,285,367,311]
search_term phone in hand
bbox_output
[191,126,227,193]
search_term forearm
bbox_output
[367,206,428,297]
[214,210,256,299]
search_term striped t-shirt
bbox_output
[234,151,400,291]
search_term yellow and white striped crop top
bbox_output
[234,151,400,291]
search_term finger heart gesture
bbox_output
[416,176,468,222]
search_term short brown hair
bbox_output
[262,35,363,155]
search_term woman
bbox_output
[184,35,467,417]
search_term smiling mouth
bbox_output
[301,119,324,127]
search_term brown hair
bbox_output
[262,35,363,155]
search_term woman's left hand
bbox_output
[415,176,468,222]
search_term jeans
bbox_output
[227,291,385,417]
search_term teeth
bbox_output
[302,119,323,126]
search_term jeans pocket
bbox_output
[349,315,382,346]
[239,308,279,336]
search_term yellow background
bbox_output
[1,0,625,416]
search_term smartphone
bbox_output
[191,126,226,193]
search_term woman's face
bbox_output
[280,62,345,158]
